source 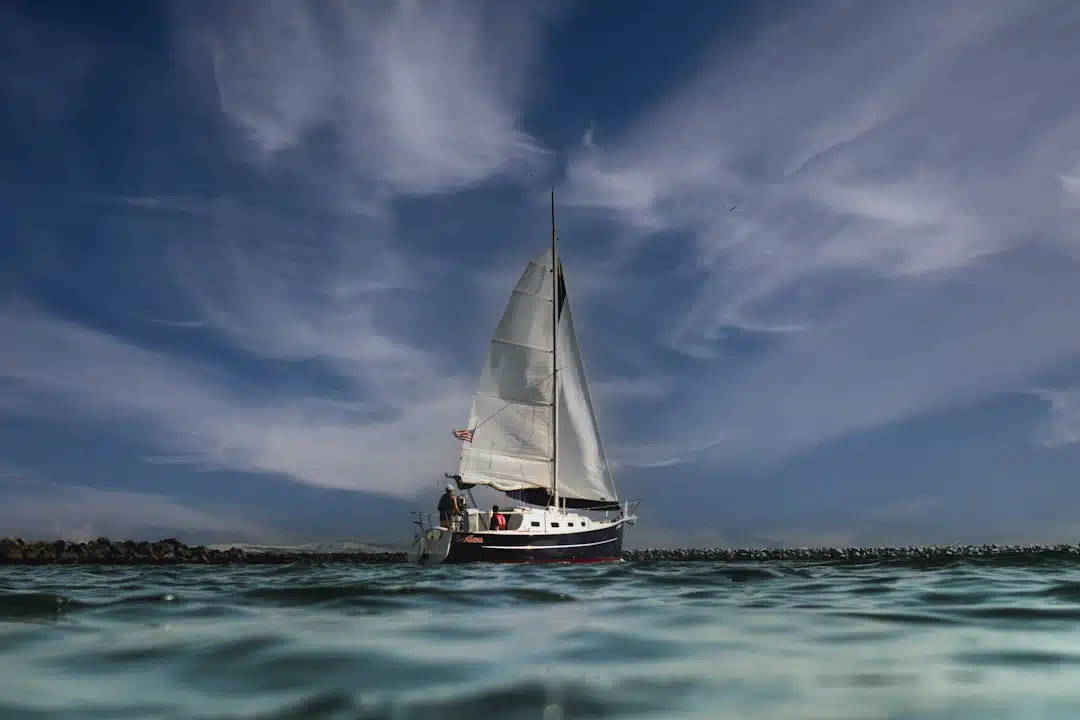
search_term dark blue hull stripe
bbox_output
[481,537,618,550]
[445,522,625,564]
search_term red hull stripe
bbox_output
[486,556,622,564]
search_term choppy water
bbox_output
[4,559,1080,719]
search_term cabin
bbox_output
[457,505,594,534]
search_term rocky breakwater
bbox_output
[0,538,406,565]
[622,544,1080,562]
[8,539,1079,565]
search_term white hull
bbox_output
[408,505,633,566]
[406,527,453,566]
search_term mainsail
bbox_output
[455,245,618,509]
[456,249,557,493]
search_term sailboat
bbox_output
[407,192,638,565]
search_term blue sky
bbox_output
[3,0,1080,549]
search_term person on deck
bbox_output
[489,505,507,531]
[437,485,461,530]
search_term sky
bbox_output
[3,0,1080,549]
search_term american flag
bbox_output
[453,428,474,443]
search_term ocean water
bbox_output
[3,559,1080,719]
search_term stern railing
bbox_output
[411,511,468,533]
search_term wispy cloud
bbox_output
[1063,170,1080,209]
[1,259,471,499]
[5,0,1080,549]
[0,467,275,542]
[173,0,557,197]
[561,0,1080,467]
[1031,387,1080,448]
[0,0,561,501]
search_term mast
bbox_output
[550,188,560,512]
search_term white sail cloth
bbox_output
[455,249,618,506]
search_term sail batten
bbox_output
[489,337,554,354]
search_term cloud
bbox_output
[560,0,1080,467]
[7,0,1080,551]
[590,375,676,404]
[0,467,275,542]
[1063,171,1080,208]
[0,297,470,498]
[173,0,557,197]
[1032,387,1080,448]
[0,0,567,501]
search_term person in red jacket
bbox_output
[489,505,507,531]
